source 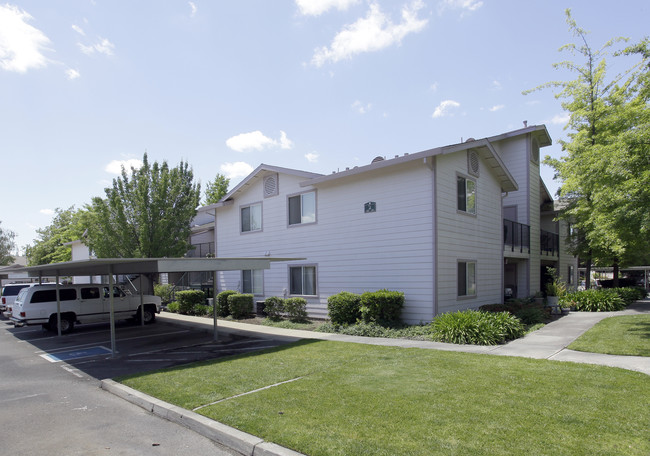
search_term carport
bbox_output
[16,257,301,356]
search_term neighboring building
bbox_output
[0,256,31,286]
[200,125,578,323]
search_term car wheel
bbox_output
[49,314,75,334]
[136,305,156,324]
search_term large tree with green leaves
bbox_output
[0,221,16,265]
[85,153,201,258]
[203,173,230,205]
[527,10,649,286]
[25,207,85,265]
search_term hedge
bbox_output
[176,290,206,315]
[228,293,254,319]
[327,291,362,325]
[359,289,404,324]
[217,290,238,317]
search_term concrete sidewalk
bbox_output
[158,299,650,375]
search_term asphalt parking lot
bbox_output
[1,313,289,380]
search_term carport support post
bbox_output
[139,275,144,327]
[55,272,61,337]
[212,270,218,342]
[109,266,117,357]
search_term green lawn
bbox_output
[118,341,650,456]
[568,314,650,356]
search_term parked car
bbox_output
[1,283,34,313]
[10,283,161,333]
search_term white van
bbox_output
[1,283,37,317]
[10,283,161,333]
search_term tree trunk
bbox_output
[585,251,592,289]
[613,258,620,288]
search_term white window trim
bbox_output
[240,201,263,234]
[287,190,317,227]
[457,174,477,216]
[288,264,318,297]
[457,260,477,299]
[242,269,264,296]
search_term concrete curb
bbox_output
[100,379,304,456]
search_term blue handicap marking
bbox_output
[41,346,112,363]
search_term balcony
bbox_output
[540,230,559,256]
[185,242,215,258]
[504,219,530,254]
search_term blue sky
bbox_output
[1,0,648,251]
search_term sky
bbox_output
[1,0,648,252]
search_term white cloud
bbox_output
[105,158,143,175]
[432,100,460,118]
[40,208,54,216]
[429,82,439,92]
[279,131,294,149]
[550,113,570,125]
[66,68,80,80]
[352,100,372,114]
[305,152,320,163]
[438,0,483,15]
[220,161,254,180]
[311,1,428,67]
[489,104,504,112]
[226,130,294,152]
[0,4,51,73]
[189,2,197,17]
[72,24,85,36]
[78,37,114,56]
[492,80,502,90]
[296,0,360,16]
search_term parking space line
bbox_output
[61,365,84,378]
[40,346,113,363]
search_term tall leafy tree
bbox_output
[0,221,16,265]
[204,173,230,205]
[526,10,649,286]
[85,153,201,258]
[25,207,85,266]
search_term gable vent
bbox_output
[263,174,278,198]
[468,150,480,177]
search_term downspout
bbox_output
[431,156,438,318]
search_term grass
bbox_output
[117,340,650,456]
[568,314,650,357]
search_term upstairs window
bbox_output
[458,261,476,297]
[288,191,316,226]
[241,203,262,233]
[457,176,476,215]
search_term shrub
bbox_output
[359,289,404,324]
[176,290,206,315]
[327,291,362,325]
[217,290,238,317]
[430,310,524,345]
[166,301,179,313]
[284,297,308,322]
[154,283,174,305]
[612,287,646,305]
[264,297,285,320]
[192,304,212,316]
[228,293,254,319]
[562,289,626,312]
[514,306,547,325]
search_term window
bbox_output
[242,269,263,295]
[241,203,262,232]
[81,287,100,300]
[289,266,316,296]
[288,191,316,225]
[457,176,476,214]
[103,286,124,299]
[31,288,77,303]
[458,261,476,297]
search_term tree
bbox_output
[204,173,230,205]
[25,207,85,266]
[526,10,649,286]
[0,221,16,265]
[85,153,201,258]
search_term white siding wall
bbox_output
[215,162,436,323]
[558,219,579,290]
[435,151,504,313]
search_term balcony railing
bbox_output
[186,242,215,258]
[504,219,530,254]
[540,230,559,256]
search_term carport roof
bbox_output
[16,257,304,277]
